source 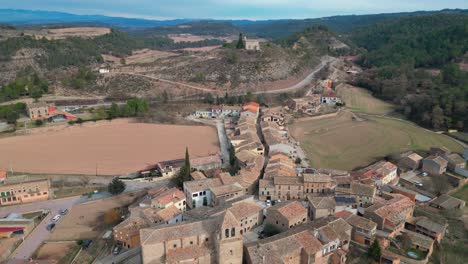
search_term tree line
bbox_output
[0,68,49,103]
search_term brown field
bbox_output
[35,241,78,262]
[290,111,464,170]
[336,84,395,115]
[0,119,219,175]
[103,49,178,65]
[27,27,111,40]
[168,34,236,43]
[49,192,143,241]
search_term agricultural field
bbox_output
[336,84,395,115]
[0,119,219,175]
[290,111,464,170]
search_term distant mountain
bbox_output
[1,8,467,39]
[0,9,195,29]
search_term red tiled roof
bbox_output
[0,227,24,233]
[244,102,260,107]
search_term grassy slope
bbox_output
[336,84,395,115]
[290,111,463,170]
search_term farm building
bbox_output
[422,156,448,175]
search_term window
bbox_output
[190,241,193,245]
[173,244,177,248]
[225,229,230,238]
[231,228,235,237]
[205,238,209,242]
[193,193,198,197]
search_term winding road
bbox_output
[111,56,337,96]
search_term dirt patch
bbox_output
[0,119,219,175]
[49,192,143,241]
[103,49,178,65]
[35,241,77,261]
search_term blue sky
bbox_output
[2,0,468,20]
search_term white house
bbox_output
[99,68,110,74]
[183,178,222,209]
[321,93,342,105]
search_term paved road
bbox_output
[216,120,230,167]
[94,246,141,264]
[5,196,81,263]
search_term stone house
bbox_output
[140,210,243,264]
[245,217,352,264]
[422,156,448,175]
[334,182,376,207]
[308,196,357,220]
[303,173,335,195]
[265,200,307,232]
[399,152,423,170]
[443,153,466,171]
[209,182,245,206]
[405,216,446,243]
[335,210,377,246]
[26,102,49,120]
[364,193,415,234]
[430,194,465,210]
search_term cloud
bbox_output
[1,0,467,19]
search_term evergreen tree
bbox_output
[236,33,245,49]
[368,240,382,261]
[177,147,191,187]
[108,178,126,195]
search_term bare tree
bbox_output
[428,175,450,196]
[80,176,91,187]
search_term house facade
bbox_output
[422,156,448,175]
[0,179,51,206]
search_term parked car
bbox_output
[112,244,122,255]
[415,182,423,187]
[265,200,271,207]
[51,215,61,222]
[421,172,428,177]
[59,209,68,215]
[81,240,93,249]
[46,223,55,231]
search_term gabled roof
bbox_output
[308,196,336,209]
[336,210,377,232]
[415,217,446,234]
[268,200,307,221]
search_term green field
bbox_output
[336,84,395,115]
[290,111,464,170]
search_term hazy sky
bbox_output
[2,0,468,19]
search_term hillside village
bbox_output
[2,90,467,263]
[0,7,467,264]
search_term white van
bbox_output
[51,215,61,222]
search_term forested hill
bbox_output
[352,14,468,131]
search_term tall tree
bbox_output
[368,240,382,261]
[431,105,445,129]
[177,147,191,187]
[108,178,126,195]
[236,33,245,49]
